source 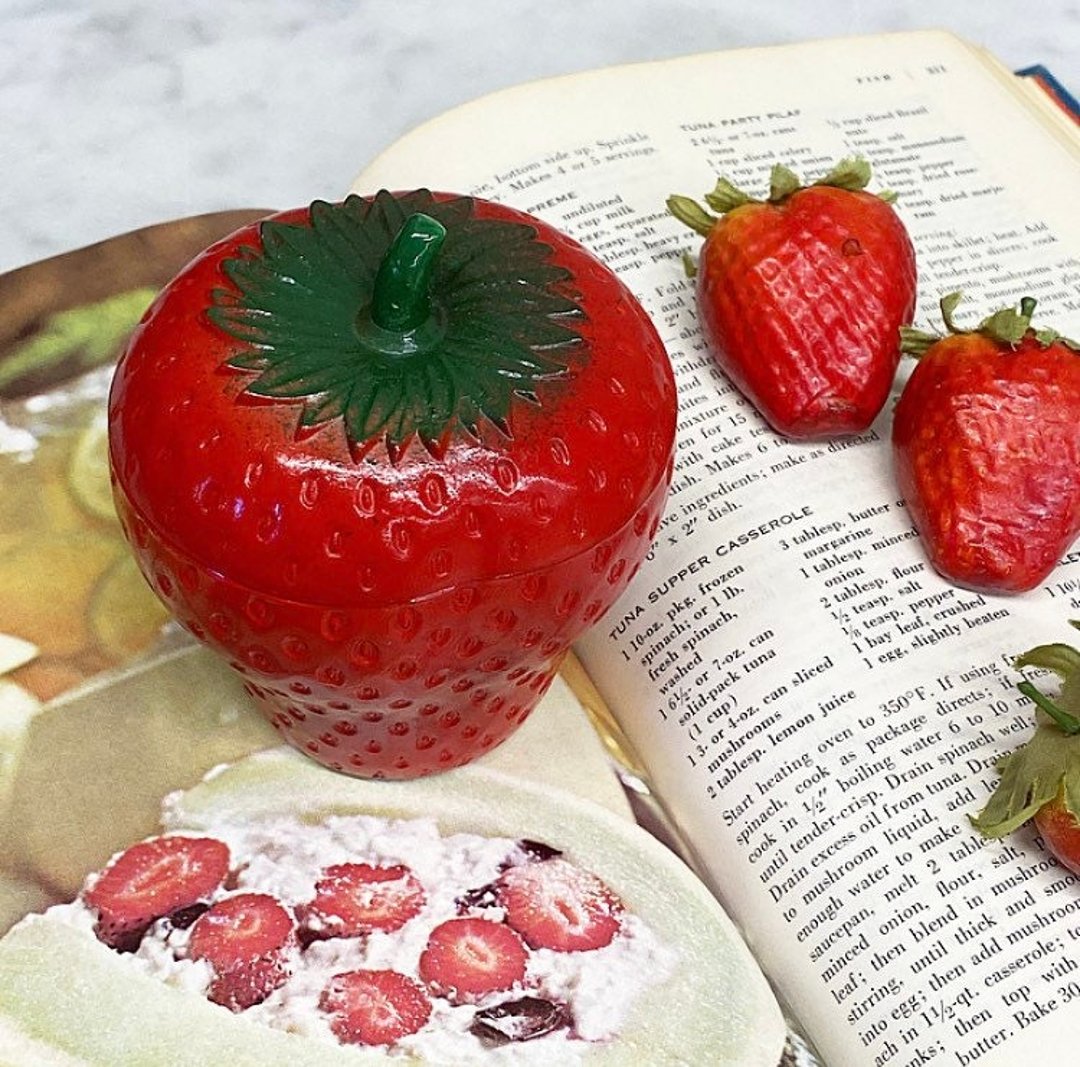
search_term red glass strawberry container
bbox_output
[108,191,676,779]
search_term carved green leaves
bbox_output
[209,190,586,459]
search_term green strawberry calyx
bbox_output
[666,156,896,238]
[208,190,586,462]
[901,292,1080,358]
[971,621,1080,839]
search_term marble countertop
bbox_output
[2,0,1077,273]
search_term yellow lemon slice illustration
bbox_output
[90,555,170,662]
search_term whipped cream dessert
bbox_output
[52,807,677,1064]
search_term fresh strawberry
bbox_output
[497,857,622,952]
[972,624,1080,874]
[84,835,229,950]
[188,892,294,1011]
[108,190,677,780]
[299,862,425,941]
[319,969,432,1047]
[418,917,528,1001]
[893,294,1080,592]
[668,157,916,438]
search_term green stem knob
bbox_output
[371,213,447,333]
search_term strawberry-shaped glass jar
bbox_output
[108,191,676,778]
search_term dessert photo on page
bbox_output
[1,18,1079,1067]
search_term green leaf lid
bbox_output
[208,189,587,461]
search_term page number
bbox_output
[925,64,947,75]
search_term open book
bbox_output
[1,26,1079,1067]
[347,29,1080,1067]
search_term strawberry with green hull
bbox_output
[108,190,677,780]
[972,623,1080,874]
[668,157,916,438]
[893,294,1080,594]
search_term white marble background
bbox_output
[2,0,1077,273]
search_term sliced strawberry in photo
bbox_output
[418,917,528,1001]
[497,858,623,952]
[83,835,230,950]
[668,157,916,438]
[299,862,425,942]
[188,892,294,1011]
[319,969,432,1047]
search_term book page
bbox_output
[353,30,1080,1067]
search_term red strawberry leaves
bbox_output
[894,294,1080,593]
[418,917,529,1001]
[497,857,623,952]
[669,157,916,439]
[319,969,432,1046]
[299,862,426,943]
[84,835,230,951]
[188,892,295,1011]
